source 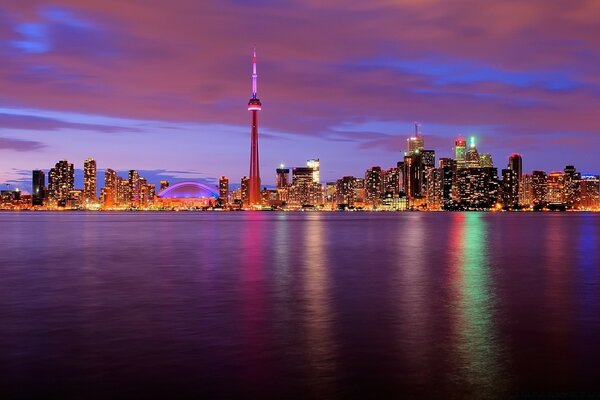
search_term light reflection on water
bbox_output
[1,211,600,398]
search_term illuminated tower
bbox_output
[407,122,424,155]
[454,138,467,169]
[247,46,262,206]
[83,158,97,206]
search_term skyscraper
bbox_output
[241,176,250,206]
[307,159,320,184]
[128,170,141,207]
[48,160,74,206]
[219,176,229,201]
[508,153,523,205]
[365,166,383,207]
[276,166,290,189]
[532,170,548,208]
[247,47,262,206]
[454,138,467,169]
[103,168,118,208]
[32,170,45,206]
[83,158,97,206]
[407,122,424,155]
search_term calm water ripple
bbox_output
[1,211,599,399]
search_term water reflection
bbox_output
[302,214,338,396]
[449,213,501,396]
[240,213,269,385]
[396,215,430,381]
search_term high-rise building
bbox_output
[465,137,481,168]
[531,170,548,208]
[103,168,118,208]
[83,158,97,206]
[521,174,534,207]
[247,47,262,206]
[563,165,581,209]
[307,159,320,185]
[276,167,290,189]
[128,170,141,207]
[547,172,565,204]
[403,153,423,200]
[480,153,493,168]
[580,175,600,210]
[160,180,170,192]
[407,122,424,155]
[289,167,322,206]
[383,167,400,195]
[48,160,74,206]
[219,176,229,201]
[508,154,523,205]
[32,170,45,206]
[501,168,519,209]
[336,176,356,207]
[455,138,467,169]
[455,167,498,210]
[439,158,455,210]
[365,166,383,207]
[425,167,442,210]
[241,176,250,206]
[509,154,523,180]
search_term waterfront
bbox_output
[1,212,599,399]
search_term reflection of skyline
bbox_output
[449,213,503,396]
[302,214,338,397]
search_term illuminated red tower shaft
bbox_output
[248,47,262,206]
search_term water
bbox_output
[1,211,599,399]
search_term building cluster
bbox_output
[216,127,599,212]
[1,158,162,210]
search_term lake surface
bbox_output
[1,211,599,399]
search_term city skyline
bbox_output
[1,1,600,191]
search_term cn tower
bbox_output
[247,46,262,206]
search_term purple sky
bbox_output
[1,0,599,192]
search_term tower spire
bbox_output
[252,45,258,100]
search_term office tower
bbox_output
[219,176,229,200]
[241,176,250,206]
[103,169,118,207]
[48,160,74,206]
[425,167,442,210]
[407,122,424,155]
[455,167,497,209]
[403,153,423,200]
[325,182,337,205]
[160,180,170,192]
[247,47,262,206]
[438,158,455,210]
[421,150,435,168]
[521,174,534,207]
[546,172,565,204]
[276,167,290,189]
[508,154,523,180]
[454,138,467,169]
[32,170,45,206]
[508,154,523,205]
[365,166,383,207]
[465,137,481,168]
[83,158,97,206]
[307,159,320,184]
[396,161,405,193]
[580,175,600,209]
[531,170,548,208]
[336,176,356,207]
[128,170,141,207]
[289,167,321,206]
[480,153,493,168]
[117,177,130,207]
[383,167,400,195]
[563,165,581,209]
[501,168,519,209]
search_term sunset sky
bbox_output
[1,0,599,191]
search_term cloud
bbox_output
[0,137,45,151]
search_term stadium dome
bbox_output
[157,182,219,199]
